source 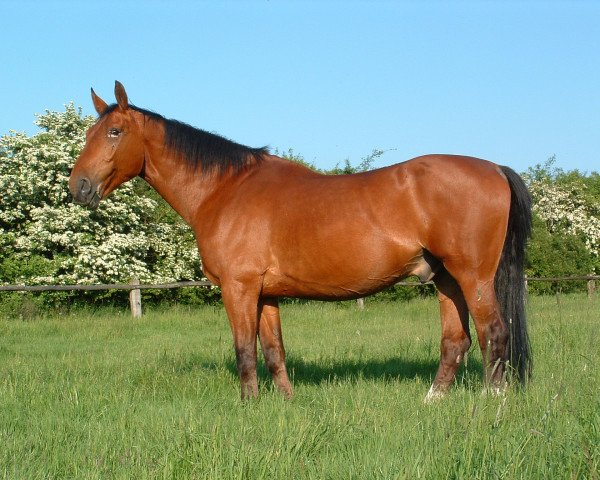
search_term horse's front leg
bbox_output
[221,279,261,400]
[258,297,293,399]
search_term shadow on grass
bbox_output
[283,355,440,385]
[156,349,483,388]
[241,355,480,387]
[189,355,440,385]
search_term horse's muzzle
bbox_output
[70,176,101,209]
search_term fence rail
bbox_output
[1,276,598,293]
[1,276,597,317]
[526,275,600,282]
[0,280,212,293]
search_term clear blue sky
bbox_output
[2,1,599,174]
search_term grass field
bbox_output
[0,294,598,479]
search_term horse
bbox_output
[69,81,532,401]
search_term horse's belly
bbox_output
[261,245,433,300]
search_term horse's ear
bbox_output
[91,88,108,115]
[114,81,129,111]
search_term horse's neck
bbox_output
[141,140,222,226]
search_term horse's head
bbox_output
[69,81,145,208]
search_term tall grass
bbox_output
[0,295,598,479]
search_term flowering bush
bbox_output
[524,159,599,293]
[524,159,600,262]
[0,104,203,289]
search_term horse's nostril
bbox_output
[78,177,92,195]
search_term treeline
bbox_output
[0,106,598,314]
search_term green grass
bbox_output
[0,295,598,479]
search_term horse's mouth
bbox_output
[86,189,102,209]
[71,179,103,209]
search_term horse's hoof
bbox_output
[424,385,446,404]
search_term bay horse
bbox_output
[69,81,532,401]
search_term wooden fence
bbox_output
[0,276,597,318]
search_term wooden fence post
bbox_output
[129,278,142,318]
[588,279,596,300]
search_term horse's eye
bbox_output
[107,128,121,138]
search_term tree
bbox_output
[524,157,599,292]
[524,158,599,263]
[275,147,386,175]
[0,104,203,291]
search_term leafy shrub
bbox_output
[0,104,204,310]
[526,215,596,294]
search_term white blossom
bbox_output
[525,174,600,259]
[0,104,202,285]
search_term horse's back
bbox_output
[252,154,510,231]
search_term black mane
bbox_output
[101,104,268,174]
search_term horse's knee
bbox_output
[441,335,471,365]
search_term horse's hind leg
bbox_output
[450,272,509,391]
[467,281,508,390]
[426,268,471,401]
[258,297,293,399]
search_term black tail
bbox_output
[495,166,533,384]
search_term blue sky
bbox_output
[2,1,599,174]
